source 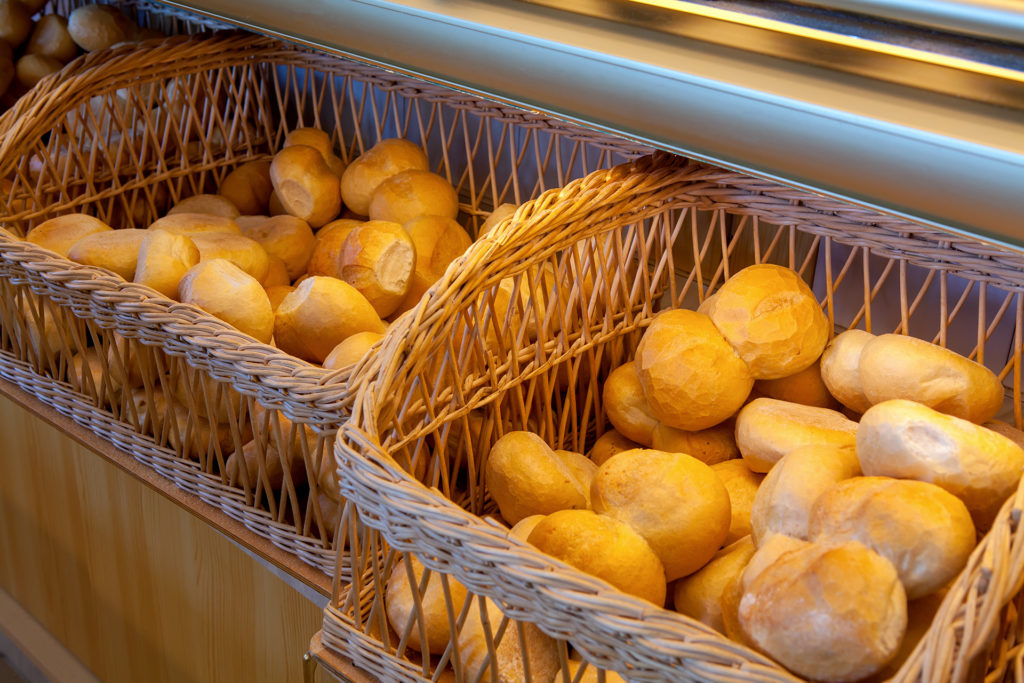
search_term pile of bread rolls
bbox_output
[477,263,1024,682]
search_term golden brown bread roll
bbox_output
[218,160,273,216]
[857,399,1024,530]
[735,397,858,473]
[602,362,658,446]
[25,15,78,63]
[340,138,429,216]
[392,215,473,315]
[178,259,274,343]
[485,431,588,525]
[306,218,362,278]
[711,459,764,545]
[528,508,667,605]
[133,229,199,299]
[270,145,341,228]
[479,203,517,237]
[554,449,598,507]
[322,330,383,370]
[260,256,290,288]
[67,4,136,52]
[190,232,271,283]
[67,228,147,280]
[147,213,241,236]
[750,444,860,545]
[755,358,838,409]
[634,309,753,431]
[168,194,240,219]
[338,220,415,318]
[284,127,346,177]
[591,449,731,581]
[809,476,975,599]
[15,53,62,88]
[819,329,875,414]
[650,421,739,466]
[385,554,468,655]
[26,214,113,257]
[456,597,560,683]
[239,214,315,280]
[507,514,545,544]
[587,429,640,466]
[273,276,387,363]
[264,284,294,312]
[858,333,1004,424]
[368,169,459,225]
[0,1,32,48]
[673,535,755,633]
[699,264,828,380]
[225,437,307,490]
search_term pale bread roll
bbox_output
[15,54,62,88]
[699,264,828,380]
[338,220,415,318]
[67,228,146,279]
[651,421,738,466]
[218,160,273,216]
[736,397,858,473]
[857,399,1024,530]
[67,4,136,51]
[711,459,764,545]
[147,213,241,236]
[456,597,559,683]
[820,329,875,414]
[602,362,658,446]
[239,214,315,280]
[479,203,517,237]
[26,15,78,63]
[673,536,755,633]
[528,508,666,605]
[190,232,271,283]
[225,438,307,490]
[750,444,860,545]
[134,229,199,299]
[392,215,473,315]
[178,259,274,343]
[634,309,753,431]
[755,358,838,409]
[591,449,731,581]
[306,218,362,278]
[368,169,459,225]
[322,330,383,370]
[340,138,429,216]
[168,194,240,219]
[809,477,975,599]
[587,429,639,466]
[165,372,245,426]
[485,431,588,525]
[270,145,341,228]
[385,554,468,655]
[859,333,1004,424]
[26,214,112,257]
[739,539,907,682]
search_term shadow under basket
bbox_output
[0,32,646,575]
[324,151,1024,681]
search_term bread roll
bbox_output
[858,399,1024,530]
[673,536,755,633]
[651,421,738,466]
[0,1,32,48]
[634,309,753,431]
[566,660,626,683]
[67,4,136,51]
[820,329,875,414]
[26,214,112,257]
[190,232,271,282]
[265,284,294,311]
[810,477,975,599]
[385,554,468,655]
[225,437,307,490]
[283,127,333,160]
[168,194,240,219]
[591,449,731,581]
[134,229,200,299]
[322,330,383,370]
[755,358,838,409]
[602,362,658,446]
[147,213,241,236]
[456,597,559,683]
[338,220,415,318]
[528,509,666,605]
[260,256,290,288]
[739,539,907,682]
[239,214,315,280]
[340,138,429,216]
[858,333,1004,424]
[587,429,639,466]
[368,169,459,225]
[270,145,341,228]
[178,259,274,342]
[711,459,764,545]
[67,228,146,279]
[26,15,78,63]
[485,431,588,525]
[750,444,860,545]
[273,276,386,363]
[699,264,828,380]
[219,161,273,216]
[15,54,62,88]
[554,449,597,507]
[507,515,545,544]
[393,215,473,315]
[306,218,362,278]
[479,203,517,237]
[736,397,858,473]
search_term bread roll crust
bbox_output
[385,555,468,655]
[673,536,755,633]
[650,421,739,466]
[219,160,273,216]
[26,14,78,63]
[602,362,658,446]
[340,138,429,216]
[820,329,875,413]
[711,459,764,545]
[178,259,274,343]
[736,397,858,473]
[368,169,459,225]
[587,429,640,467]
[67,228,147,280]
[26,213,112,257]
[339,220,415,318]
[270,145,341,228]
[133,229,199,299]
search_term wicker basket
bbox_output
[0,31,646,575]
[325,150,1024,681]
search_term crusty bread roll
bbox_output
[270,145,341,228]
[190,232,271,283]
[810,476,975,599]
[26,15,78,63]
[368,169,460,225]
[634,309,753,431]
[306,218,362,278]
[338,220,415,318]
[273,276,386,363]
[650,421,739,466]
[134,229,200,299]
[755,358,838,409]
[456,597,560,683]
[264,284,294,312]
[168,194,240,219]
[699,264,828,380]
[393,215,473,315]
[591,449,731,581]
[673,535,755,633]
[858,333,1004,424]
[528,508,666,605]
[858,399,1024,530]
[67,4,136,51]
[507,514,545,544]
[178,259,274,342]
[736,397,858,473]
[485,431,588,525]
[820,329,875,414]
[15,54,62,88]
[67,228,147,280]
[739,539,907,682]
[147,213,241,236]
[239,214,315,280]
[386,554,468,655]
[224,437,308,490]
[260,256,290,288]
[555,449,598,507]
[479,203,517,237]
[711,459,764,545]
[322,330,383,370]
[587,429,640,466]
[219,160,273,216]
[602,362,658,446]
[283,127,333,161]
[750,444,860,545]
[0,0,32,48]
[340,138,429,216]
[26,213,112,257]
